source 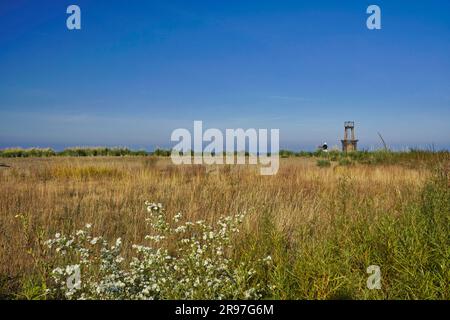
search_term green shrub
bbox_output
[316,159,331,167]
[0,148,56,158]
[152,149,171,157]
[279,150,295,158]
[338,158,353,166]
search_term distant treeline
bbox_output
[1,147,449,165]
[0,147,167,158]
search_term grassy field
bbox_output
[0,154,448,299]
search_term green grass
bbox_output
[239,166,449,299]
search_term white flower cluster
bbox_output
[45,223,128,299]
[46,202,269,300]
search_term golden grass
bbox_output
[0,156,431,283]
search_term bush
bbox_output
[279,150,295,158]
[0,147,151,158]
[0,148,56,158]
[45,202,270,299]
[316,159,331,167]
[152,149,171,157]
[338,158,353,166]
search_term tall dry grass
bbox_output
[0,156,448,299]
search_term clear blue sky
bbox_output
[0,0,449,151]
